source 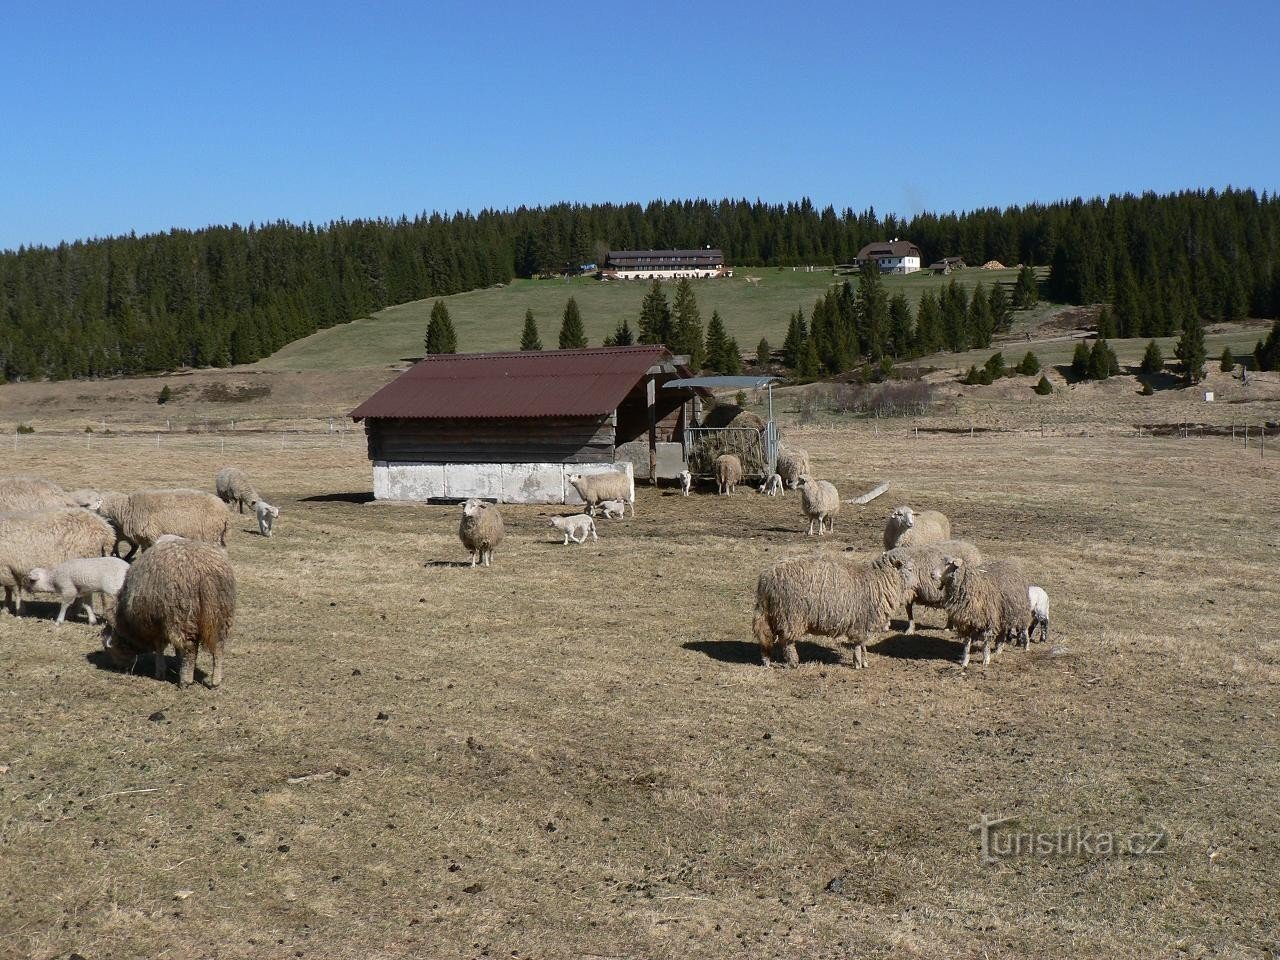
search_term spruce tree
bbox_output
[638,279,673,345]
[1096,305,1117,339]
[984,352,1007,379]
[1114,268,1143,337]
[1071,340,1091,379]
[988,283,1013,333]
[855,261,889,359]
[1033,375,1053,395]
[1255,318,1280,371]
[671,278,705,369]
[756,337,771,367]
[1088,338,1118,380]
[723,336,742,375]
[604,316,634,347]
[1140,340,1164,374]
[914,291,942,356]
[969,282,994,348]
[796,333,821,379]
[424,300,458,354]
[1013,265,1039,309]
[519,308,541,350]
[1219,346,1234,372]
[703,310,731,373]
[887,292,913,358]
[781,308,808,368]
[1017,351,1040,375]
[941,279,969,352]
[558,296,588,349]
[1175,312,1206,384]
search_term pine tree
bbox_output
[1219,346,1234,372]
[1255,318,1280,371]
[969,282,994,348]
[1114,268,1143,337]
[984,352,1007,379]
[1088,338,1119,380]
[887,292,913,358]
[914,291,942,356]
[1096,305,1117,339]
[1140,340,1164,374]
[796,333,821,379]
[988,283,1013,333]
[723,337,742,375]
[1175,312,1206,384]
[941,279,969,352]
[558,296,588,349]
[670,278,704,369]
[781,308,808,368]
[604,316,634,347]
[1016,351,1040,375]
[519,308,541,350]
[638,279,673,345]
[855,261,889,359]
[1013,265,1039,309]
[756,337,771,367]
[1071,340,1091,379]
[1033,375,1053,395]
[424,300,458,354]
[703,310,730,372]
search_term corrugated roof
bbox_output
[350,345,672,421]
[856,240,922,260]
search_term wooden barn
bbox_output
[349,346,706,504]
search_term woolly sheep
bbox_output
[877,539,983,634]
[938,557,1031,667]
[714,454,743,495]
[458,499,505,567]
[102,539,236,688]
[215,466,260,514]
[753,553,914,669]
[1028,585,1050,645]
[679,470,692,496]
[568,471,634,517]
[775,446,810,490]
[549,513,597,544]
[759,473,783,496]
[255,500,280,538]
[25,557,130,625]
[95,489,230,560]
[0,476,76,513]
[66,488,105,509]
[883,506,952,551]
[0,508,115,614]
[798,476,840,535]
[596,499,626,520]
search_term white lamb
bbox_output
[759,473,783,496]
[1028,585,1050,645]
[255,500,280,537]
[24,557,131,625]
[679,470,692,496]
[596,498,627,520]
[549,514,597,545]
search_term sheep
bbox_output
[775,446,810,490]
[759,473,783,496]
[752,553,914,669]
[714,454,743,495]
[255,500,279,538]
[458,499,504,567]
[883,506,952,551]
[66,488,105,509]
[679,469,692,496]
[215,466,259,514]
[549,513,597,544]
[595,498,626,520]
[0,476,75,513]
[798,475,840,535]
[101,539,236,688]
[937,557,1031,667]
[1028,585,1050,645]
[877,539,983,634]
[24,557,131,625]
[0,508,115,614]
[95,489,230,560]
[568,470,634,517]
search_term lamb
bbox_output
[95,489,231,559]
[679,469,692,496]
[714,454,743,495]
[759,473,783,496]
[255,500,280,538]
[24,557,131,625]
[0,508,116,614]
[937,557,1031,667]
[549,513,597,544]
[1028,585,1050,645]
[883,506,952,551]
[798,476,840,535]
[66,488,105,509]
[0,476,76,513]
[775,446,810,490]
[458,499,504,567]
[101,538,236,688]
[877,539,983,634]
[596,499,626,520]
[215,466,259,514]
[568,470,634,517]
[753,553,914,668]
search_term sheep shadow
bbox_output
[301,492,375,505]
[423,559,474,568]
[84,648,203,685]
[5,600,98,625]
[682,639,843,665]
[872,630,961,662]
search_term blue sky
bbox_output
[2,0,1278,251]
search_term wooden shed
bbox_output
[349,346,704,503]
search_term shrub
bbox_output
[756,338,770,367]
[1140,382,1154,396]
[1017,351,1040,375]
[1033,375,1053,395]
[158,385,172,405]
[735,390,748,407]
[983,352,1007,379]
[84,426,93,433]
[828,380,937,417]
[16,424,35,434]
[1220,347,1234,373]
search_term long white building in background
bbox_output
[602,249,732,280]
[855,239,923,275]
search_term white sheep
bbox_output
[883,506,952,550]
[679,470,692,496]
[798,476,840,535]
[759,473,783,496]
[568,471,634,517]
[595,498,626,520]
[255,500,279,537]
[1028,585,1050,645]
[24,557,131,625]
[549,514,597,544]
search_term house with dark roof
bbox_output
[349,346,706,503]
[855,239,923,275]
[929,256,967,275]
[601,249,730,280]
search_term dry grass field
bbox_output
[3,407,1280,959]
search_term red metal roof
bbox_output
[350,345,672,421]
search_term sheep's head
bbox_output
[100,618,144,666]
[889,506,915,529]
[462,499,485,518]
[796,474,813,488]
[567,473,584,486]
[24,568,54,593]
[260,503,279,519]
[937,557,965,591]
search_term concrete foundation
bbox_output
[372,461,635,505]
[616,440,687,480]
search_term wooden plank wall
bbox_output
[365,416,616,464]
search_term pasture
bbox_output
[2,416,1278,959]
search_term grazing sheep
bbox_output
[1028,585,1050,645]
[458,499,504,567]
[714,454,743,495]
[877,539,983,634]
[215,466,260,514]
[102,539,236,688]
[549,513,597,544]
[775,446,810,490]
[883,506,952,550]
[95,489,230,559]
[66,488,105,509]
[25,557,130,625]
[255,500,279,538]
[596,499,626,520]
[0,508,115,614]
[759,473,783,496]
[938,557,1031,667]
[753,553,914,668]
[568,470,634,517]
[798,476,840,535]
[679,469,692,496]
[0,476,75,513]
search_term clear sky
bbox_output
[2,0,1278,252]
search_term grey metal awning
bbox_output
[663,375,781,390]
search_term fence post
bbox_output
[1245,424,1249,449]
[1263,426,1266,460]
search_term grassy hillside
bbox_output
[254,267,1049,371]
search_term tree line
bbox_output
[3,188,1278,381]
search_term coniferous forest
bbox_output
[2,188,1278,381]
